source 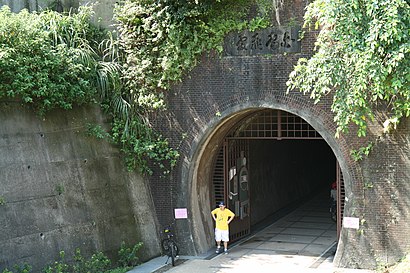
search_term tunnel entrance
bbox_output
[210,109,344,243]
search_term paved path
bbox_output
[129,192,375,273]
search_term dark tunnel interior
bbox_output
[248,139,336,229]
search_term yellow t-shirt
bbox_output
[211,207,235,230]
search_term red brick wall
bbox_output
[148,1,410,269]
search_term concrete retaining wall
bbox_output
[0,101,160,272]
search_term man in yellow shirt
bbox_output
[211,201,235,254]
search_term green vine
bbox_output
[287,0,410,139]
[110,115,179,174]
[350,142,373,161]
[86,123,111,139]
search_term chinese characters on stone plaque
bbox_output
[224,27,301,56]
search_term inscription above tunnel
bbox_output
[224,26,301,56]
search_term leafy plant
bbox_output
[0,5,105,116]
[86,123,110,139]
[12,264,31,273]
[72,248,112,273]
[350,142,373,161]
[118,241,143,267]
[55,184,64,195]
[0,196,6,206]
[364,181,374,189]
[0,4,176,175]
[72,248,87,273]
[104,269,128,273]
[110,115,179,174]
[84,252,111,273]
[286,0,410,139]
[0,264,31,273]
[2,241,144,273]
[43,251,69,273]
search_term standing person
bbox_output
[211,201,235,254]
[330,181,337,200]
[330,181,337,222]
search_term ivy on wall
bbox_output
[287,0,410,138]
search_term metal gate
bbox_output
[224,139,250,241]
[210,140,251,243]
[211,109,345,243]
[336,163,345,239]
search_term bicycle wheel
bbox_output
[172,241,179,257]
[161,238,171,255]
[170,242,175,266]
[161,239,180,257]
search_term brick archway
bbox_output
[147,38,393,269]
[177,99,360,266]
[146,15,409,270]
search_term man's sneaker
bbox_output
[215,247,221,254]
[224,249,228,255]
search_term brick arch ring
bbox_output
[178,96,362,264]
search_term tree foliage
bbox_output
[287,0,410,137]
[0,5,104,115]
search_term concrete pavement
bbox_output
[129,192,376,273]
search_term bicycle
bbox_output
[161,222,179,266]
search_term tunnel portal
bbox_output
[210,109,344,242]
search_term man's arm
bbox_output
[227,211,235,224]
[227,217,234,225]
[211,210,217,221]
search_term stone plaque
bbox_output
[224,26,301,56]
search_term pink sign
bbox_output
[343,217,360,229]
[174,208,188,219]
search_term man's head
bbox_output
[219,201,226,210]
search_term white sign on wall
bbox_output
[343,217,360,229]
[174,208,188,219]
